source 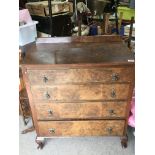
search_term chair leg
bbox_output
[19,100,27,126]
[21,126,35,134]
[128,16,134,48]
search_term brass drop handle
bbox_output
[109,109,115,115]
[111,89,116,98]
[49,128,55,134]
[43,76,48,83]
[112,73,119,81]
[48,109,53,115]
[45,92,50,99]
[107,127,113,134]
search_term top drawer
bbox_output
[27,67,133,85]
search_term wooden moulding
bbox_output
[22,63,134,71]
[36,35,122,44]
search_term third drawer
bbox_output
[35,101,128,120]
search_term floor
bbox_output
[19,116,135,155]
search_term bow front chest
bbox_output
[21,36,135,149]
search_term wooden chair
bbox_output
[19,49,35,134]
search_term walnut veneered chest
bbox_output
[21,35,135,149]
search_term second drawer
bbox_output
[31,84,130,102]
[35,101,127,120]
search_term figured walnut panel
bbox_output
[38,120,125,137]
[35,101,127,120]
[31,84,130,102]
[27,67,133,85]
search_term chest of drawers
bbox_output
[21,35,135,149]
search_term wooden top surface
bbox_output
[21,36,134,65]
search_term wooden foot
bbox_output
[35,137,45,149]
[121,135,128,148]
[21,126,35,134]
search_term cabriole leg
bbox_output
[35,137,45,149]
[121,135,128,148]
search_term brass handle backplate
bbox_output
[45,92,50,99]
[48,109,53,115]
[43,76,48,83]
[107,127,113,134]
[49,128,55,134]
[112,73,119,81]
[109,109,115,115]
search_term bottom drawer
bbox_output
[38,120,125,137]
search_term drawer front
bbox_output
[38,120,125,137]
[35,101,127,120]
[27,67,133,85]
[31,84,130,102]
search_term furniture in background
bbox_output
[25,0,73,36]
[19,68,35,134]
[21,35,135,149]
[19,75,30,125]
[19,0,28,9]
[31,13,72,36]
[19,9,38,46]
[118,6,135,23]
[122,16,135,52]
[72,0,120,36]
[19,9,37,128]
[19,49,34,134]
